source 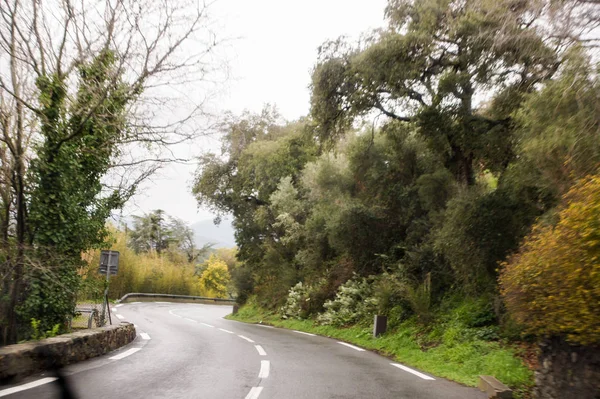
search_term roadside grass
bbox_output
[227,302,534,397]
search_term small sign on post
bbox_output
[99,250,119,275]
[99,250,119,326]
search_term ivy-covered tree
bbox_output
[18,50,137,336]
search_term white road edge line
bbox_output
[293,330,316,336]
[0,377,58,397]
[201,322,214,328]
[255,345,267,356]
[390,363,435,380]
[244,387,263,399]
[130,302,141,304]
[140,332,151,340]
[337,342,365,352]
[155,301,170,304]
[255,324,273,329]
[184,318,197,323]
[168,310,183,318]
[258,360,270,378]
[219,328,234,334]
[238,335,255,343]
[109,348,141,360]
[116,314,124,320]
[115,304,124,308]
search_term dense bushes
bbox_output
[500,175,600,345]
[83,230,209,300]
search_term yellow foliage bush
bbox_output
[500,175,600,345]
[199,255,231,298]
[83,229,207,299]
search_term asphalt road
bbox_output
[1,303,487,399]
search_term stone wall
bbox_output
[0,322,136,384]
[535,338,600,399]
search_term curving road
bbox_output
[1,303,486,399]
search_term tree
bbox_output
[129,210,170,255]
[199,255,231,298]
[310,0,562,186]
[0,0,223,344]
[193,109,317,286]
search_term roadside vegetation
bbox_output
[198,0,599,395]
[0,0,223,345]
[80,214,236,302]
[229,298,533,393]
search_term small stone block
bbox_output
[478,375,512,399]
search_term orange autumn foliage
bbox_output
[500,174,600,345]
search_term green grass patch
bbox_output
[227,301,533,396]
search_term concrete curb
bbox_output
[0,322,136,384]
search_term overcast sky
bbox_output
[121,0,387,225]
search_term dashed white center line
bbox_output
[116,314,124,320]
[0,377,57,397]
[258,360,270,378]
[238,335,255,343]
[293,330,316,336]
[255,345,267,356]
[244,387,263,399]
[115,304,124,308]
[201,322,214,328]
[255,324,273,328]
[184,318,197,323]
[390,363,435,380]
[219,328,234,334]
[337,342,365,352]
[140,333,151,340]
[109,348,141,360]
[111,308,117,313]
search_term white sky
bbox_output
[122,0,387,224]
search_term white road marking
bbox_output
[111,308,117,313]
[238,335,255,343]
[0,377,58,397]
[184,318,197,323]
[219,328,234,334]
[255,324,273,329]
[130,302,141,304]
[134,324,138,329]
[293,330,316,336]
[155,301,170,304]
[390,363,435,380]
[116,314,124,320]
[337,342,365,352]
[168,310,182,318]
[109,347,141,360]
[258,360,270,378]
[140,333,151,340]
[201,322,214,328]
[115,304,124,308]
[244,387,263,399]
[255,345,267,356]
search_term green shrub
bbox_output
[318,276,377,326]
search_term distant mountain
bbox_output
[191,218,236,248]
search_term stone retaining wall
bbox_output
[0,322,136,384]
[535,338,600,399]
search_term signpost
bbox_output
[99,250,119,326]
